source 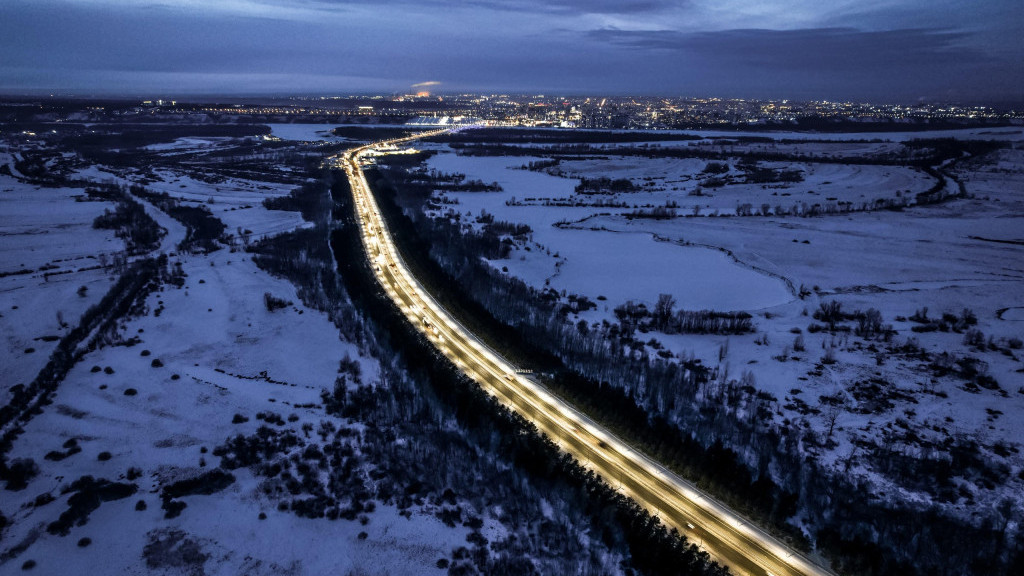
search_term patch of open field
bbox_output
[0,174,120,399]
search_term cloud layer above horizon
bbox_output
[1,0,1021,102]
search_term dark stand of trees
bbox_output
[615,299,754,335]
[576,177,639,195]
[445,137,1006,171]
[429,129,702,145]
[128,185,225,252]
[90,185,164,254]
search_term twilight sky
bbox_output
[1,0,1021,103]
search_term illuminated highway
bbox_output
[331,130,836,576]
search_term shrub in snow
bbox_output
[822,347,837,365]
[2,458,39,491]
[963,329,986,349]
[46,477,137,535]
[159,469,235,519]
[263,292,291,312]
[142,529,209,572]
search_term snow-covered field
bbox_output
[1,247,475,574]
[512,226,793,312]
[0,173,120,400]
[267,123,348,142]
[0,133,523,575]
[409,132,1024,515]
[5,123,1022,573]
[145,168,309,241]
[74,161,309,242]
[143,136,236,153]
[416,139,953,315]
[548,155,933,214]
[422,151,795,313]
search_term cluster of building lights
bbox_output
[6,94,1017,129]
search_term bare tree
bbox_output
[821,396,845,440]
[653,293,676,331]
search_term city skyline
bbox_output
[1,0,1022,103]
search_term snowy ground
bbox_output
[142,137,237,153]
[6,123,1019,572]
[421,150,795,313]
[0,132,514,575]
[267,123,351,142]
[73,160,309,243]
[143,167,309,241]
[409,132,1024,515]
[548,155,934,215]
[0,173,120,401]
[1,247,475,574]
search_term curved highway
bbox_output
[331,130,837,576]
